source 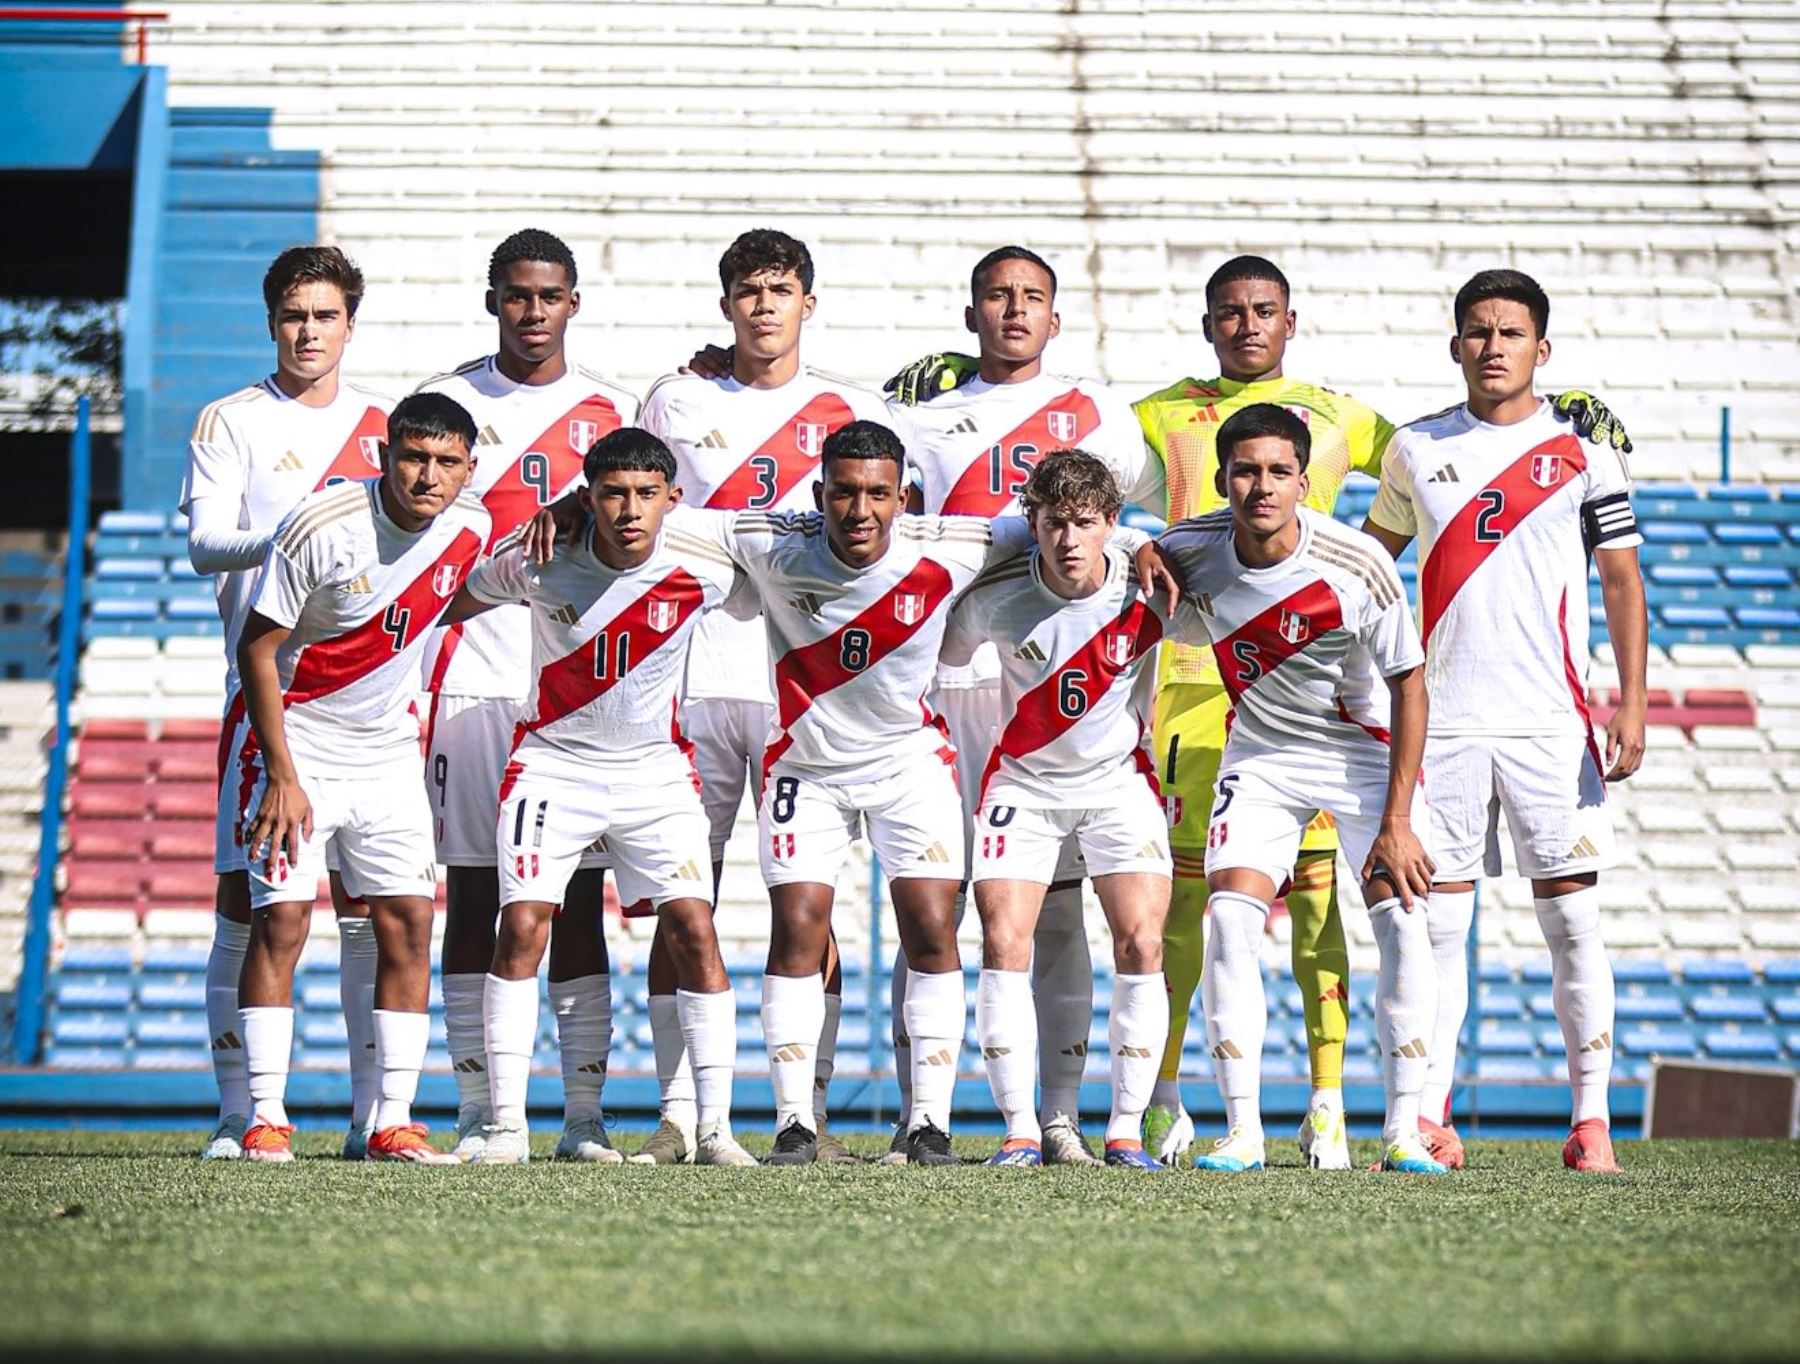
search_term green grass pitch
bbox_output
[2,1129,1796,1360]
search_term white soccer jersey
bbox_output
[248,480,490,769]
[1367,399,1641,737]
[941,545,1161,806]
[1156,507,1422,758]
[179,377,393,688]
[641,366,893,705]
[463,508,747,767]
[418,357,640,700]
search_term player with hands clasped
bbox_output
[1154,403,1445,1177]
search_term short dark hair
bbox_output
[1205,255,1290,310]
[1453,268,1550,338]
[488,228,578,290]
[584,426,675,484]
[971,246,1056,302]
[387,392,477,454]
[262,245,365,318]
[820,420,905,474]
[719,228,814,294]
[1020,449,1121,521]
[1215,402,1311,474]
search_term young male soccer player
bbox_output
[180,245,392,1161]
[942,451,1170,1169]
[418,229,639,1163]
[1363,269,1646,1174]
[234,393,489,1164]
[634,228,889,1164]
[1155,402,1445,1176]
[445,429,756,1167]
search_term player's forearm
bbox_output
[1598,553,1649,709]
[186,509,270,573]
[1382,667,1429,821]
[238,633,298,782]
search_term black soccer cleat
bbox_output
[766,1118,818,1166]
[904,1121,958,1167]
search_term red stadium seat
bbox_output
[71,783,150,818]
[147,866,217,906]
[148,822,214,861]
[154,742,218,782]
[64,859,147,907]
[67,817,149,860]
[75,740,158,782]
[148,781,217,819]
[160,718,222,743]
[80,718,150,741]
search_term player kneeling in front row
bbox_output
[945,452,1171,1170]
[446,428,755,1166]
[1154,403,1445,1175]
[235,393,490,1163]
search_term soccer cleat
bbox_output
[1104,1141,1165,1171]
[1420,1115,1466,1170]
[628,1116,697,1165]
[985,1139,1043,1168]
[905,1121,958,1167]
[201,1114,248,1161]
[450,1104,491,1163]
[554,1116,623,1164]
[766,1118,819,1166]
[1381,1134,1449,1175]
[1144,1103,1194,1167]
[368,1122,457,1164]
[1192,1128,1266,1173]
[240,1121,295,1164]
[814,1121,862,1165]
[1563,1118,1623,1175]
[1298,1102,1352,1171]
[473,1122,531,1165]
[1041,1116,1102,1166]
[879,1125,910,1166]
[695,1126,759,1167]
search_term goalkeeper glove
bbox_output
[883,352,980,407]
[1552,390,1633,455]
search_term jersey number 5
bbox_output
[1231,639,1262,686]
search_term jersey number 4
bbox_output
[382,604,411,652]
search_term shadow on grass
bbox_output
[9,1350,1800,1364]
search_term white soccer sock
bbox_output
[762,973,824,1133]
[814,991,842,1126]
[240,1004,292,1129]
[336,916,379,1135]
[1536,887,1616,1127]
[549,973,611,1124]
[441,972,490,1117]
[889,950,912,1128]
[1421,888,1475,1125]
[482,975,539,1128]
[977,968,1040,1143]
[1369,897,1436,1146]
[677,988,738,1134]
[903,967,965,1135]
[373,1009,431,1131]
[648,993,697,1127]
[1107,972,1168,1145]
[206,913,251,1122]
[1032,885,1093,1128]
[1200,891,1268,1139]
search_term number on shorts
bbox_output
[520,450,553,506]
[509,796,548,849]
[771,776,799,824]
[747,454,780,509]
[988,804,1017,827]
[592,631,632,680]
[1057,669,1089,719]
[839,628,872,672]
[1231,639,1261,686]
[1474,487,1506,543]
[1210,772,1241,820]
[432,753,448,808]
[382,603,411,652]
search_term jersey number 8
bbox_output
[840,627,872,672]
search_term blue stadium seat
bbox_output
[1646,564,1721,587]
[138,981,205,1010]
[1659,605,1731,630]
[46,1044,130,1068]
[55,980,132,1010]
[1641,522,1709,545]
[94,557,167,581]
[301,1016,348,1047]
[1478,1024,1536,1055]
[1615,960,1674,986]
[1615,994,1685,1023]
[52,1014,130,1045]
[1764,961,1800,986]
[1704,1031,1782,1062]
[1771,999,1800,1025]
[1714,523,1783,546]
[142,946,210,973]
[97,510,169,535]
[62,945,134,971]
[1735,607,1800,631]
[1683,960,1755,985]
[1722,566,1793,589]
[1691,996,1768,1024]
[135,1016,208,1047]
[1619,1027,1699,1058]
[89,599,158,621]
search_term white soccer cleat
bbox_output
[200,1114,247,1161]
[1381,1132,1449,1175]
[554,1115,624,1164]
[628,1116,697,1165]
[1297,1102,1352,1171]
[695,1125,759,1167]
[451,1104,491,1163]
[1144,1103,1195,1167]
[1192,1127,1266,1173]
[472,1122,531,1165]
[1041,1116,1102,1166]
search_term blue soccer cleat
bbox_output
[985,1140,1043,1168]
[1103,1142,1164,1170]
[1192,1127,1266,1172]
[1381,1134,1449,1175]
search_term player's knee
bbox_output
[250,903,308,958]
[656,898,719,959]
[1534,890,1601,941]
[980,919,1033,972]
[1113,930,1162,977]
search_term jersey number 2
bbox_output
[1474,488,1506,543]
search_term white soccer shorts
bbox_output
[971,778,1171,885]
[243,752,438,910]
[1424,730,1617,881]
[1202,744,1431,892]
[213,689,254,874]
[497,748,713,910]
[681,696,775,862]
[758,752,965,888]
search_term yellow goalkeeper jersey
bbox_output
[1134,373,1395,686]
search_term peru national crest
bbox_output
[893,592,926,625]
[359,436,382,469]
[646,597,679,633]
[1530,452,1561,488]
[1102,632,1134,667]
[568,419,599,454]
[1278,609,1310,645]
[796,423,828,458]
[1046,410,1079,444]
[432,564,461,598]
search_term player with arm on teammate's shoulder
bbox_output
[234,393,490,1165]
[1154,402,1447,1177]
[179,245,392,1162]
[941,451,1171,1170]
[441,428,757,1167]
[1362,270,1646,1175]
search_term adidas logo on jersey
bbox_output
[1135,840,1166,860]
[1428,464,1460,483]
[789,591,823,617]
[275,449,305,472]
[341,574,372,595]
[950,415,979,435]
[550,602,581,626]
[699,429,729,450]
[1013,641,1048,663]
[1195,592,1214,616]
[675,859,703,881]
[920,841,951,864]
[1567,835,1599,860]
[477,424,503,446]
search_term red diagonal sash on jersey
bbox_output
[1212,580,1345,705]
[940,390,1103,517]
[313,407,390,489]
[977,600,1163,800]
[1419,433,1586,645]
[284,528,483,705]
[763,558,956,778]
[481,394,625,544]
[704,393,856,510]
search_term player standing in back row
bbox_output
[1363,269,1646,1174]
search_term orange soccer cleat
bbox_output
[1562,1117,1623,1174]
[1419,1115,1466,1170]
[368,1122,458,1165]
[241,1121,296,1164]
